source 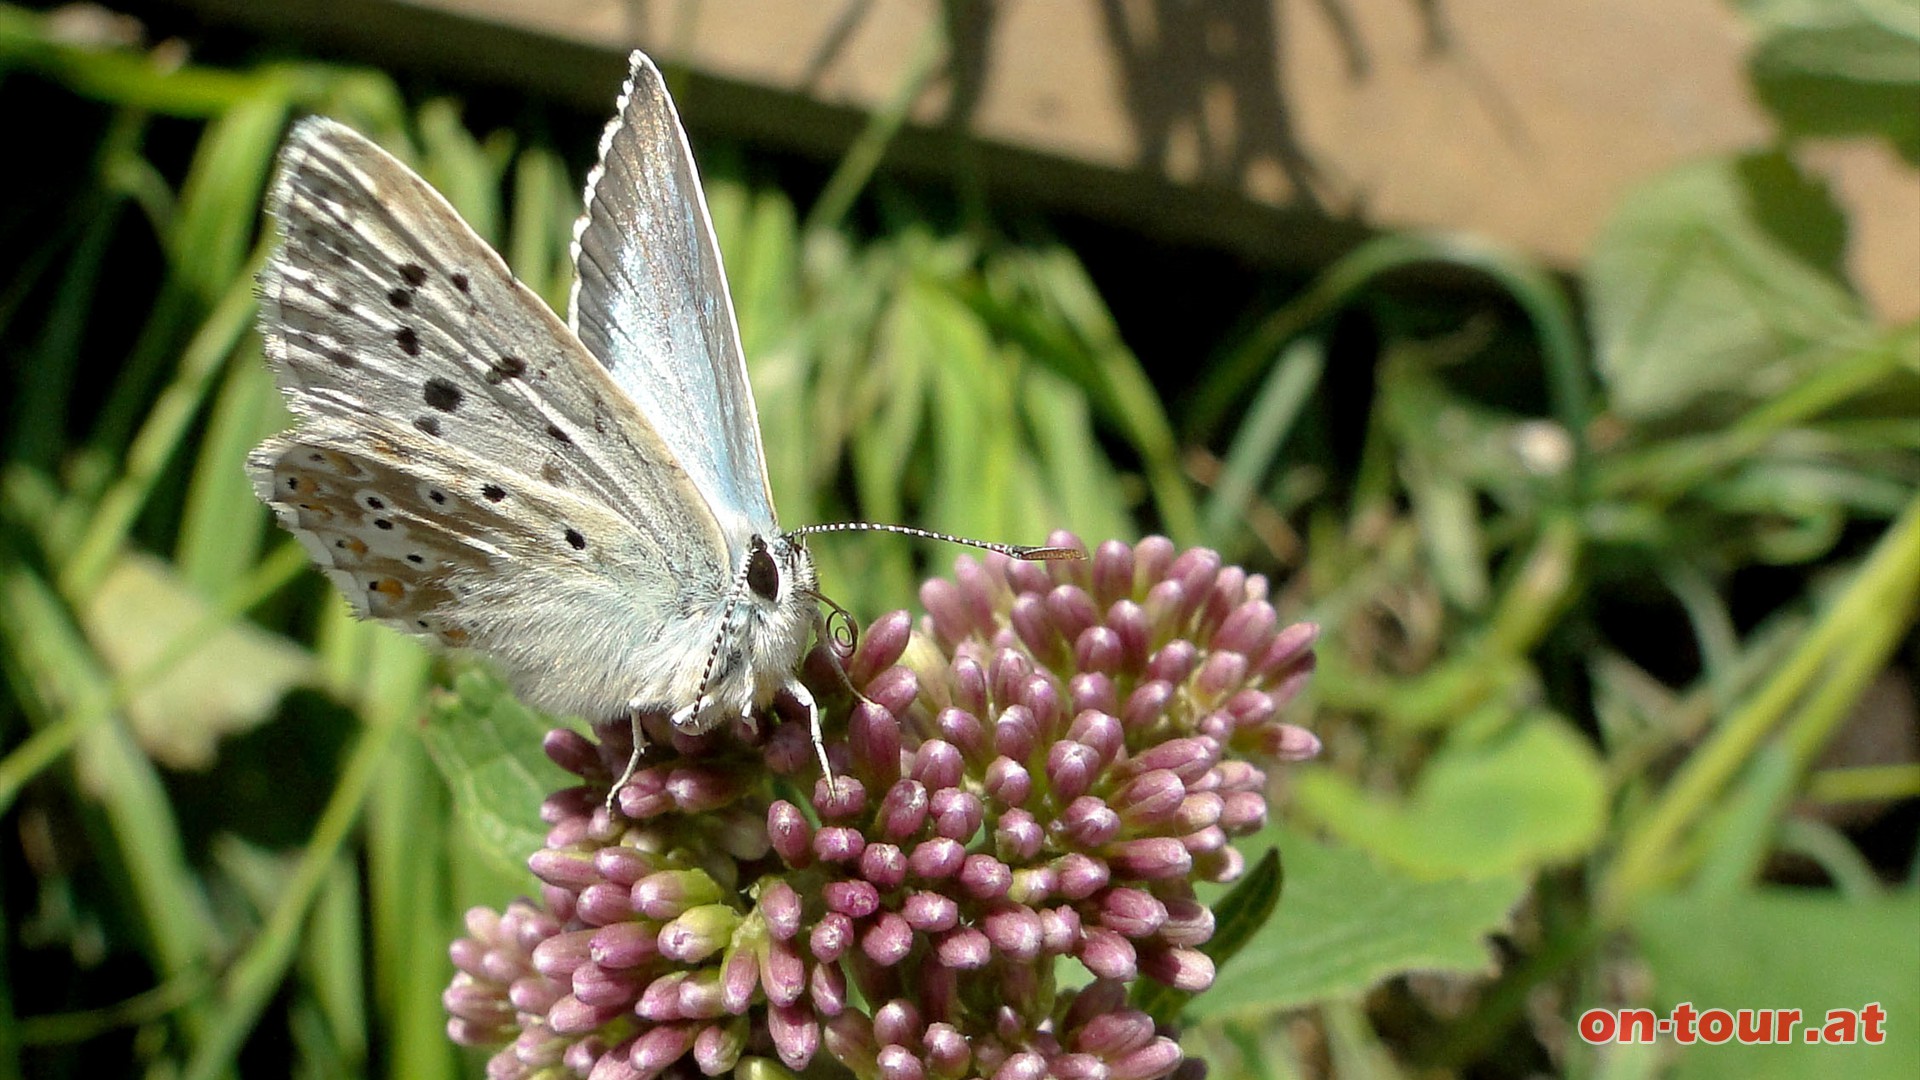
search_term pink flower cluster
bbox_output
[446,535,1318,1079]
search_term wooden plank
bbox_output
[168,0,1919,318]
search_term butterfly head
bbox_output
[742,533,817,614]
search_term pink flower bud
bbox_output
[859,842,908,891]
[849,610,913,686]
[1215,600,1277,659]
[873,998,925,1047]
[589,921,660,969]
[1054,852,1110,899]
[983,757,1033,806]
[824,880,881,919]
[958,854,1012,900]
[813,775,869,820]
[1143,941,1216,991]
[849,702,905,785]
[1046,741,1101,803]
[992,1050,1049,1080]
[528,849,599,891]
[548,992,624,1034]
[760,880,802,940]
[693,1018,748,1076]
[634,869,724,920]
[813,825,868,864]
[903,890,960,933]
[811,959,847,1016]
[1039,904,1082,954]
[935,927,991,969]
[1121,679,1176,731]
[627,1020,695,1073]
[1110,1038,1185,1080]
[982,904,1043,960]
[1074,626,1123,674]
[809,911,855,963]
[924,1022,971,1078]
[593,846,652,887]
[575,882,636,926]
[908,837,966,879]
[570,962,642,1009]
[862,912,915,966]
[878,1044,928,1080]
[1159,894,1216,947]
[879,779,931,840]
[530,928,596,977]
[1077,926,1138,981]
[1047,584,1100,641]
[657,904,740,964]
[1112,769,1186,826]
[930,788,985,840]
[1106,836,1193,880]
[1091,540,1135,607]
[761,937,806,1006]
[767,801,813,867]
[993,706,1040,762]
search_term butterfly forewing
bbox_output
[570,52,778,548]
[262,117,716,539]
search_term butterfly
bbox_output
[249,50,1071,795]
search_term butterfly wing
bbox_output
[252,117,737,716]
[251,417,728,721]
[569,51,777,550]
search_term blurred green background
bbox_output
[2,2,1916,1078]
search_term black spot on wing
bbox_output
[482,484,506,502]
[394,327,420,356]
[387,287,414,309]
[414,416,441,437]
[485,356,527,385]
[564,528,586,550]
[423,378,463,412]
[399,263,428,287]
[450,272,470,294]
[545,423,571,445]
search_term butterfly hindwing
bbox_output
[250,416,732,720]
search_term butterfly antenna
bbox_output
[786,522,1084,561]
[801,588,861,653]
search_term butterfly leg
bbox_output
[606,707,664,811]
[785,678,837,795]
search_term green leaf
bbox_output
[1187,827,1525,1019]
[1587,152,1870,421]
[1742,0,1920,164]
[421,671,573,878]
[1633,890,1920,1080]
[1292,713,1608,877]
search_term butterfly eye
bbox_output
[746,539,780,601]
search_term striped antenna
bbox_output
[784,522,1083,561]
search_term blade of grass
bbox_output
[1601,491,1920,916]
[179,715,400,1080]
[1203,337,1325,544]
[61,243,267,599]
[0,560,219,1045]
